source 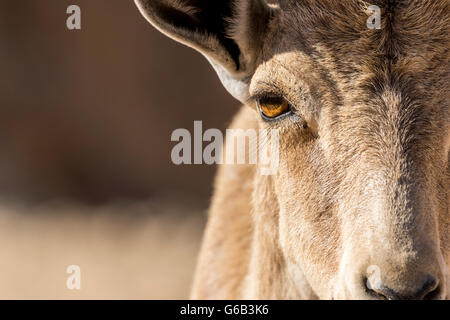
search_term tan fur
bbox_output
[136,0,449,299]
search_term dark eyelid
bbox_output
[246,82,285,104]
[258,96,285,105]
[247,93,286,105]
[246,93,266,105]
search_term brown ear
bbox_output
[135,0,276,102]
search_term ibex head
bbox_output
[135,0,449,300]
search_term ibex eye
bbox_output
[257,96,291,120]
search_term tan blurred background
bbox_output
[0,0,241,299]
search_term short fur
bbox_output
[136,0,449,299]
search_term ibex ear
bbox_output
[135,0,275,103]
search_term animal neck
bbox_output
[244,174,310,299]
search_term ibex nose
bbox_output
[365,271,441,300]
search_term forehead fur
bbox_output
[260,0,449,136]
[277,0,449,55]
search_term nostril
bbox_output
[422,279,440,300]
[364,274,440,300]
[423,286,440,300]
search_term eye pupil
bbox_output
[257,96,290,120]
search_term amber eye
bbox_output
[257,96,290,120]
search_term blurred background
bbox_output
[0,0,241,299]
